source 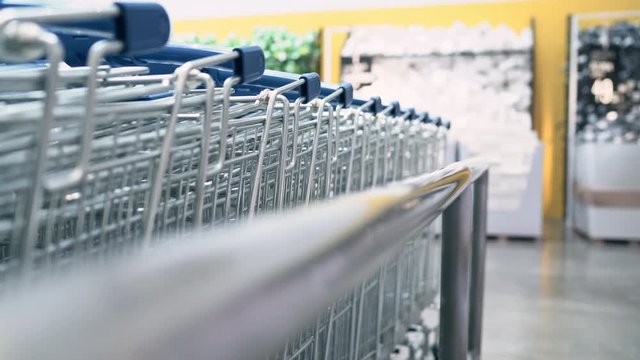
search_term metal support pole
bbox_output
[565,14,579,226]
[469,172,488,360]
[439,186,474,360]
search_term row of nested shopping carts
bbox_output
[0,2,451,360]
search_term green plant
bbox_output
[176,28,321,74]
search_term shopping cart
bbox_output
[114,44,447,214]
[0,2,471,360]
[0,2,175,282]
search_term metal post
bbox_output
[439,186,474,360]
[469,172,488,360]
[565,14,579,227]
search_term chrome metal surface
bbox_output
[469,171,488,360]
[0,161,487,360]
[441,187,474,360]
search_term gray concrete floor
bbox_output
[483,221,640,360]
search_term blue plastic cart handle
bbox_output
[0,1,170,57]
[404,107,416,119]
[415,112,429,123]
[111,44,266,84]
[388,100,401,117]
[352,96,383,114]
[107,44,325,100]
[131,45,323,101]
[352,99,415,120]
[319,82,353,106]
[424,115,448,127]
[246,70,321,101]
[112,2,170,54]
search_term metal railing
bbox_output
[0,160,488,360]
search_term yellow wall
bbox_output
[174,0,640,219]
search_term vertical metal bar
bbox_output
[19,34,64,280]
[323,306,335,360]
[348,290,359,360]
[374,266,385,358]
[276,96,291,211]
[565,14,579,225]
[312,316,322,360]
[305,103,328,204]
[469,172,488,360]
[192,73,214,227]
[393,256,402,340]
[345,115,358,194]
[352,282,367,360]
[439,186,473,360]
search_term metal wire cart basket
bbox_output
[0,3,489,360]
